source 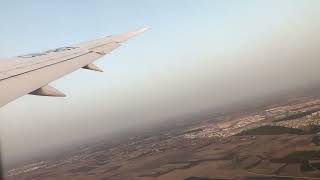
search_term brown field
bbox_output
[6,95,320,180]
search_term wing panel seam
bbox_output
[0,52,94,82]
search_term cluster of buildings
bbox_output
[275,111,320,129]
[265,100,320,129]
[183,114,266,138]
[183,99,320,139]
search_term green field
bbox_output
[236,125,303,136]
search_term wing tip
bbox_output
[135,26,149,34]
[126,26,149,38]
[112,26,149,43]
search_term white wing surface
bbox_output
[0,27,148,108]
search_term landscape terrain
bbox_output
[5,87,320,180]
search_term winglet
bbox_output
[112,26,149,43]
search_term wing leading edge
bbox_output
[0,27,148,108]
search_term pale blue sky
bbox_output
[1,0,320,162]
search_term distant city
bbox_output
[6,90,320,179]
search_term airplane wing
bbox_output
[0,27,148,108]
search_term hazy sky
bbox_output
[1,0,320,162]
